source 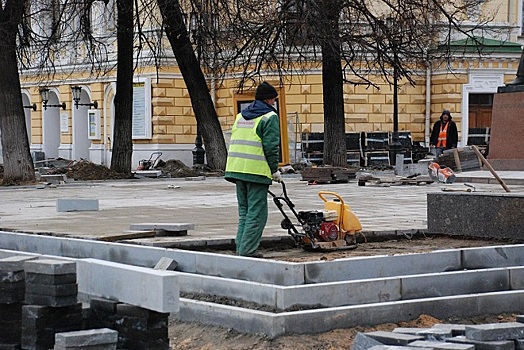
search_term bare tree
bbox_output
[110,0,134,174]
[0,1,35,185]
[200,0,501,167]
[156,0,228,170]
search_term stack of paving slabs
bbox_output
[352,320,524,350]
[22,259,82,350]
[87,297,170,349]
[0,256,36,348]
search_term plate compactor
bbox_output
[268,182,362,252]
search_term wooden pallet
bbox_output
[437,147,482,172]
[301,166,358,184]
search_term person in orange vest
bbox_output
[430,110,458,157]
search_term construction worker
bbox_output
[225,81,281,258]
[430,110,458,157]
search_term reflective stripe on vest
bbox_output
[225,112,275,179]
[436,122,449,148]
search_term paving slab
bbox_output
[465,323,524,341]
[447,335,515,350]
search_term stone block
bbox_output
[77,259,179,313]
[487,91,524,170]
[21,304,82,350]
[56,198,99,212]
[427,193,524,240]
[433,324,467,336]
[26,282,78,297]
[0,256,38,272]
[415,328,454,341]
[0,345,21,350]
[368,347,425,350]
[25,293,78,307]
[409,340,474,350]
[364,331,423,346]
[351,332,385,350]
[154,257,178,271]
[393,327,431,335]
[53,345,116,350]
[89,297,119,315]
[447,335,515,350]
[465,323,524,341]
[25,272,76,285]
[0,289,25,304]
[54,328,118,347]
[24,259,76,275]
[0,270,25,283]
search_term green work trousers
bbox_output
[235,180,269,256]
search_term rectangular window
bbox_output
[132,79,152,139]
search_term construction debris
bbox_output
[356,171,434,186]
[301,166,359,184]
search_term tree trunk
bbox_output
[110,0,134,174]
[0,1,35,185]
[321,1,346,167]
[156,0,228,170]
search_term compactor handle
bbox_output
[318,191,345,206]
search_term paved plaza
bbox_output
[0,170,523,242]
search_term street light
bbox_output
[71,86,98,109]
[40,88,66,110]
[24,103,37,111]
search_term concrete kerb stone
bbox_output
[304,250,462,283]
[77,258,179,313]
[177,266,519,311]
[0,231,305,286]
[509,267,524,290]
[194,253,305,286]
[461,244,524,269]
[178,273,279,308]
[280,291,524,336]
[400,268,510,300]
[0,230,197,272]
[175,290,524,338]
[177,298,285,338]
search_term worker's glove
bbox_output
[272,171,282,183]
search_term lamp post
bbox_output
[40,88,66,110]
[189,11,206,166]
[71,86,98,109]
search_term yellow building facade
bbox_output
[8,0,524,168]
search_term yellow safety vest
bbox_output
[225,112,274,179]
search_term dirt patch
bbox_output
[171,235,518,349]
[32,158,224,181]
[169,313,517,350]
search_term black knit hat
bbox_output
[255,82,278,100]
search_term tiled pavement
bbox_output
[0,171,522,242]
